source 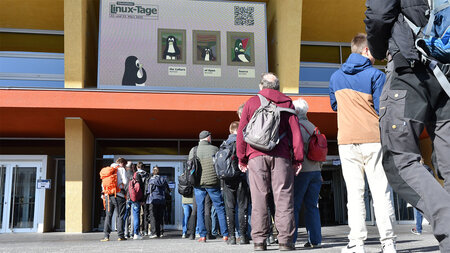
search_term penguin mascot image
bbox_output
[232,38,251,62]
[201,47,215,62]
[122,56,147,86]
[163,35,180,60]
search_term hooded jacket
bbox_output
[236,88,303,166]
[146,175,169,205]
[365,0,429,67]
[329,53,385,145]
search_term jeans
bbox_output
[293,171,322,244]
[123,200,132,236]
[211,206,218,235]
[194,187,229,237]
[415,208,423,233]
[103,195,126,239]
[131,201,140,236]
[182,203,193,235]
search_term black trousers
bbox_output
[223,178,249,237]
[140,202,149,235]
[188,193,212,236]
[380,59,450,251]
[103,195,126,239]
[148,203,165,236]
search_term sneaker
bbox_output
[100,237,109,242]
[207,234,216,240]
[222,236,229,243]
[382,241,397,253]
[189,234,195,240]
[117,237,127,241]
[411,228,421,235]
[228,236,236,245]
[198,237,206,243]
[149,234,158,239]
[133,234,143,240]
[268,235,277,244]
[304,242,322,248]
[182,234,186,239]
[341,243,365,253]
[239,236,250,245]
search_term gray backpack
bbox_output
[243,94,296,151]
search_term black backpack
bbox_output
[187,146,202,186]
[177,168,193,197]
[214,140,241,180]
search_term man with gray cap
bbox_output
[189,130,229,243]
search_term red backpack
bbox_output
[300,123,328,162]
[129,172,144,202]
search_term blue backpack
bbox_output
[405,0,450,95]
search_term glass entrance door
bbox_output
[0,162,42,233]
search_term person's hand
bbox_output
[239,162,248,173]
[294,163,302,176]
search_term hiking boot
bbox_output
[100,237,109,242]
[304,242,322,248]
[133,234,143,240]
[279,243,295,251]
[341,243,365,253]
[206,234,216,240]
[198,237,206,243]
[254,241,267,251]
[227,236,236,245]
[411,228,421,235]
[117,237,127,241]
[239,236,250,245]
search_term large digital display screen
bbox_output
[98,0,268,93]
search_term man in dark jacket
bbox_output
[237,72,303,251]
[222,121,250,245]
[365,0,450,251]
[146,166,169,238]
[190,131,229,243]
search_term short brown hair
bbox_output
[152,166,159,176]
[137,162,144,169]
[229,121,239,134]
[116,157,127,165]
[351,33,368,54]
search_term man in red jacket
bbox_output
[237,73,304,251]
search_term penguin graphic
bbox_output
[163,35,180,60]
[201,47,215,62]
[232,39,251,62]
[122,56,147,86]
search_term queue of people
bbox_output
[98,26,450,252]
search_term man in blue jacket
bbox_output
[329,33,397,253]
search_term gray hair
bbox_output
[260,73,280,90]
[293,98,309,118]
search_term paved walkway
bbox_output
[0,225,439,252]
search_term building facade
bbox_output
[0,0,437,233]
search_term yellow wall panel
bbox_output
[301,0,366,43]
[0,0,63,30]
[0,33,63,53]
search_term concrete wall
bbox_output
[65,118,94,232]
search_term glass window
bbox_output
[300,45,340,64]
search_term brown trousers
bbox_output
[248,155,295,244]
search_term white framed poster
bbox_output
[98,0,268,92]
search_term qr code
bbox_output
[234,6,254,26]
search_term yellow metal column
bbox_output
[65,117,94,232]
[267,0,302,93]
[64,0,99,88]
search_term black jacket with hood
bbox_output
[364,0,429,67]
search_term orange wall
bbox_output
[301,0,366,42]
